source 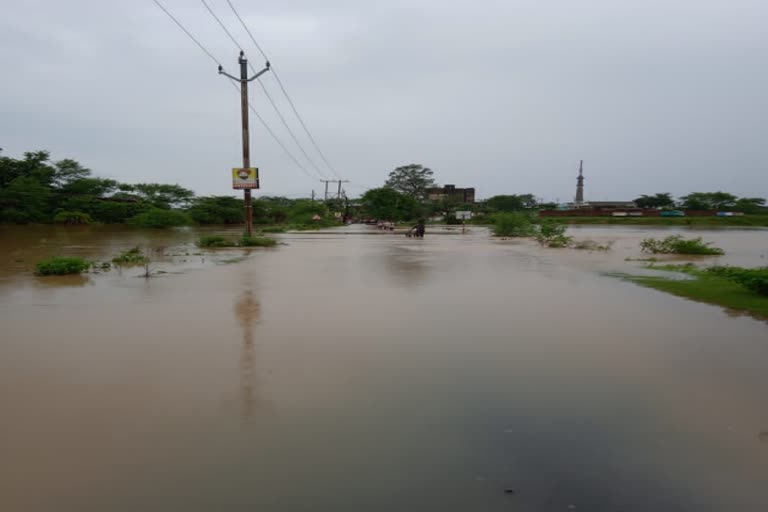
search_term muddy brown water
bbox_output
[1,224,767,511]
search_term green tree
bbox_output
[633,193,675,209]
[125,183,195,209]
[384,164,435,200]
[361,187,421,221]
[732,197,766,214]
[484,194,538,212]
[679,192,737,210]
[189,196,244,224]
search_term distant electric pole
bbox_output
[311,189,316,201]
[219,51,270,236]
[320,179,348,201]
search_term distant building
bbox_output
[427,184,476,203]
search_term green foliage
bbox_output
[491,212,537,237]
[706,266,768,296]
[129,208,191,228]
[112,246,149,265]
[53,211,93,225]
[239,236,278,247]
[384,164,435,200]
[640,235,724,255]
[35,256,90,276]
[360,187,422,221]
[189,196,244,224]
[633,193,675,209]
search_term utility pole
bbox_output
[311,189,315,202]
[336,179,349,200]
[219,52,270,236]
[321,180,331,201]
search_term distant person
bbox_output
[408,219,425,238]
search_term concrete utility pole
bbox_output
[219,52,270,236]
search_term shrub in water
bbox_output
[35,257,90,276]
[536,220,572,247]
[640,235,724,255]
[492,212,536,237]
[112,246,149,265]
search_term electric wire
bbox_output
[200,0,330,181]
[225,0,342,179]
[152,0,316,182]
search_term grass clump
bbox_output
[239,236,277,247]
[35,256,90,276]
[112,246,149,265]
[640,235,724,255]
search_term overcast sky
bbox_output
[1,0,766,201]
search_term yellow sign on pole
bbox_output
[232,168,259,189]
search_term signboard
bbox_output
[455,210,473,220]
[232,168,259,189]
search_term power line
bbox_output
[225,0,342,179]
[152,0,220,66]
[152,0,317,183]
[201,0,329,180]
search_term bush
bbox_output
[706,266,768,296]
[536,220,572,247]
[35,256,90,276]
[640,235,724,255]
[492,212,536,237]
[129,208,191,228]
[239,236,277,247]
[112,246,149,265]
[197,235,234,248]
[53,211,93,225]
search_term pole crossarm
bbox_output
[218,52,270,83]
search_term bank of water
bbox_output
[1,224,767,511]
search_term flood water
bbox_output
[1,224,768,511]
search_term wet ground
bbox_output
[1,224,767,511]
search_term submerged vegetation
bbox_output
[197,235,277,248]
[640,235,724,255]
[620,264,768,319]
[112,246,149,265]
[35,256,90,276]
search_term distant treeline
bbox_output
[0,150,341,227]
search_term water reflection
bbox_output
[235,283,262,422]
[382,243,430,287]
